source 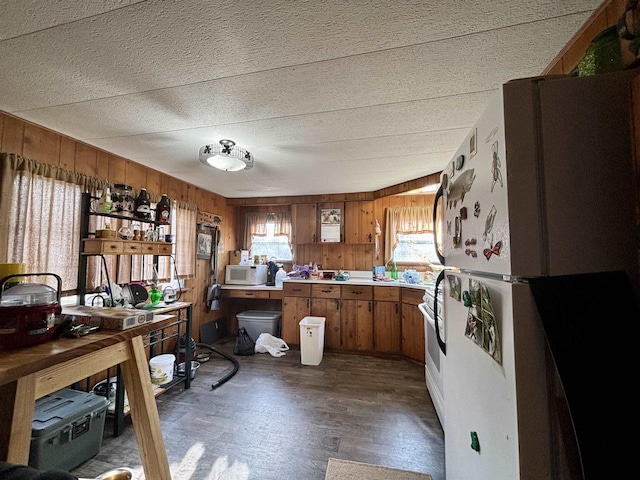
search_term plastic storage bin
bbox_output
[299,316,326,366]
[237,310,282,341]
[29,389,109,471]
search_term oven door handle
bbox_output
[434,269,446,355]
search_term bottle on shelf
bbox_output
[156,194,171,224]
[134,188,151,220]
[95,186,112,214]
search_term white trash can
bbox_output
[299,316,325,366]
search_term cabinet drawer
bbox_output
[374,286,400,301]
[269,290,284,300]
[124,242,158,255]
[401,287,425,305]
[283,283,311,297]
[341,285,373,300]
[157,243,172,255]
[224,289,270,299]
[311,284,341,298]
[82,239,123,254]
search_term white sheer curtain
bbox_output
[175,201,197,277]
[384,205,433,265]
[0,152,105,293]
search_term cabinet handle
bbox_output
[368,233,372,243]
[353,291,361,295]
[336,300,340,310]
[293,288,302,292]
[244,292,254,296]
[307,299,310,308]
[395,304,398,314]
[312,234,316,243]
[321,289,332,293]
[369,302,371,312]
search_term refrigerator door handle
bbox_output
[433,185,445,264]
[434,269,446,355]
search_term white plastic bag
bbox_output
[255,333,289,357]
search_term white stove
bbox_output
[419,278,445,427]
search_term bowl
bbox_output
[176,361,200,380]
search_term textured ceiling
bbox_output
[0,0,600,198]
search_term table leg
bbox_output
[120,336,171,480]
[0,375,36,464]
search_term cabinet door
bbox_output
[341,299,373,351]
[402,302,426,363]
[311,298,341,349]
[374,301,401,353]
[282,296,310,344]
[292,203,317,244]
[345,200,374,244]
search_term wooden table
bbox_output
[0,314,177,479]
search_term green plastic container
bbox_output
[29,389,109,471]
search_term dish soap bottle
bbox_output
[390,260,398,280]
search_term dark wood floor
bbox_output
[71,342,445,480]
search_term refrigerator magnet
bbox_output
[485,126,498,143]
[474,201,481,217]
[469,128,477,158]
[448,275,461,301]
[491,140,503,192]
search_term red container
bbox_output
[0,273,62,349]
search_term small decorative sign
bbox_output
[197,210,222,227]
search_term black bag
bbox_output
[234,327,255,355]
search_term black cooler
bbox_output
[29,389,109,471]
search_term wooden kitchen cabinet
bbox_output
[401,288,426,364]
[345,200,374,244]
[292,203,317,244]
[311,298,341,349]
[373,286,401,353]
[340,285,373,351]
[310,284,341,348]
[282,283,311,344]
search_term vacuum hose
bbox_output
[195,342,239,390]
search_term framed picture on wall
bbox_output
[196,231,212,259]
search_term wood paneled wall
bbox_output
[233,192,437,273]
[0,111,236,341]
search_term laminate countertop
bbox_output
[221,276,433,291]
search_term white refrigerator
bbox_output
[433,71,639,480]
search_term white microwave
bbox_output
[225,265,268,285]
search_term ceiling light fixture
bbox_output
[199,139,254,172]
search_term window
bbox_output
[385,205,438,265]
[250,223,293,261]
[244,212,292,262]
[394,232,440,264]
